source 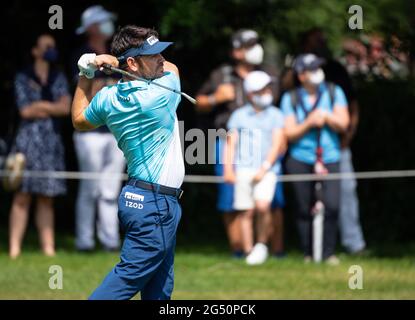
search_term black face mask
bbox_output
[43,48,58,63]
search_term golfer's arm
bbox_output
[164,61,179,77]
[223,131,237,175]
[71,76,97,131]
[284,115,312,142]
[325,106,350,133]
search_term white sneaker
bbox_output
[304,256,312,264]
[246,243,268,265]
[325,255,340,266]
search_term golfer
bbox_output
[71,25,184,300]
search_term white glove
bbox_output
[77,53,98,79]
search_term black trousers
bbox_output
[285,156,340,259]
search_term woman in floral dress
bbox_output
[9,34,71,258]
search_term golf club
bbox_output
[101,63,197,105]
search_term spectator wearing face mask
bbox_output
[223,71,284,265]
[281,54,350,265]
[9,33,71,258]
[196,29,279,257]
[302,28,366,255]
[71,6,125,252]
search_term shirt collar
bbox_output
[116,72,171,91]
[117,79,148,91]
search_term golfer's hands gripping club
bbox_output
[78,54,119,79]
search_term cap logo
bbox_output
[147,36,159,46]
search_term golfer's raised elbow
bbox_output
[72,118,86,131]
[72,114,95,131]
[164,61,179,77]
[73,122,94,131]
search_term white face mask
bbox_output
[244,44,264,65]
[308,68,325,85]
[252,93,273,109]
[99,21,115,37]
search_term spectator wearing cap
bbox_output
[302,28,366,255]
[71,6,125,252]
[224,71,284,265]
[195,29,279,257]
[281,54,350,264]
[72,5,118,81]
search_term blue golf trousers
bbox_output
[89,184,182,300]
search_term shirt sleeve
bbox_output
[334,85,348,108]
[163,71,180,90]
[83,89,106,127]
[273,109,285,129]
[159,71,182,112]
[280,92,294,117]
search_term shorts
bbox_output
[215,138,234,213]
[233,169,277,211]
[271,180,285,209]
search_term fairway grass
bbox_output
[0,246,414,299]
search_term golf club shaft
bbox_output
[102,63,197,105]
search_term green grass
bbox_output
[1,239,415,299]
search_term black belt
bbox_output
[127,178,184,199]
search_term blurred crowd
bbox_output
[196,27,366,266]
[339,34,410,80]
[4,5,399,264]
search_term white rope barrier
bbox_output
[186,170,415,183]
[1,169,415,183]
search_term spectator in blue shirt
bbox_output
[224,71,284,265]
[281,54,349,265]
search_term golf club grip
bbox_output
[102,63,115,72]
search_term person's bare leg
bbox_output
[223,212,243,253]
[240,209,255,254]
[9,192,32,259]
[35,196,55,256]
[255,201,272,244]
[270,208,284,254]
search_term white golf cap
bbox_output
[76,5,116,35]
[243,70,272,93]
